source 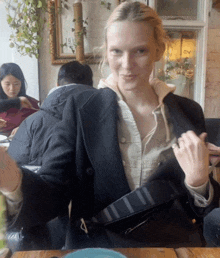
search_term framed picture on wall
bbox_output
[48,0,120,64]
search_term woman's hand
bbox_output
[0,119,6,129]
[19,96,33,109]
[172,131,209,187]
[0,147,21,192]
[9,127,19,139]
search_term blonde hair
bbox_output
[100,1,167,71]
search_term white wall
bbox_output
[0,1,39,100]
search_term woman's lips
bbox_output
[121,74,137,81]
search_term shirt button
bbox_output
[121,137,126,143]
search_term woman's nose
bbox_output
[9,85,15,91]
[121,53,134,70]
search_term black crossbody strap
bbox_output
[93,180,185,225]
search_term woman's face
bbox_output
[107,21,158,91]
[1,75,21,99]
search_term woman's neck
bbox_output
[118,84,159,113]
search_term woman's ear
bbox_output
[155,43,165,62]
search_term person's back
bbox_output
[8,61,93,165]
[8,84,93,165]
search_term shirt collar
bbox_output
[97,74,176,105]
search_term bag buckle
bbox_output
[80,218,89,235]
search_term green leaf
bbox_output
[9,42,14,48]
[37,1,42,8]
[7,15,12,24]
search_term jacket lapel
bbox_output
[164,93,206,138]
[79,88,130,200]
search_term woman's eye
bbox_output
[137,49,146,54]
[111,49,122,55]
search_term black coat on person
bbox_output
[8,86,220,249]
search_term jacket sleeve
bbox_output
[0,98,20,112]
[7,95,78,231]
[187,176,220,218]
[8,119,32,165]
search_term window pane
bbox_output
[156,0,199,20]
[155,30,197,100]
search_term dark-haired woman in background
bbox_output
[0,63,39,136]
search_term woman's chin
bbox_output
[7,95,17,99]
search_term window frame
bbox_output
[148,0,210,108]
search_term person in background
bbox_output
[0,63,39,136]
[48,60,93,95]
[1,1,220,251]
[6,61,93,252]
[8,60,93,165]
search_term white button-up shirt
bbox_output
[98,75,213,207]
[117,98,176,190]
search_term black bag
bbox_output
[67,180,205,249]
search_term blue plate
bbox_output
[64,248,127,258]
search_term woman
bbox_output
[0,63,39,136]
[0,2,219,250]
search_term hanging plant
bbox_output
[100,0,111,10]
[5,0,48,58]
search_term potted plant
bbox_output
[5,0,48,58]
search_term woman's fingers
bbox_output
[172,131,209,187]
[19,96,33,109]
[199,132,207,142]
[207,142,220,165]
[10,127,19,138]
[0,119,7,128]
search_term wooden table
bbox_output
[7,247,220,258]
[175,247,220,257]
[9,248,177,258]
